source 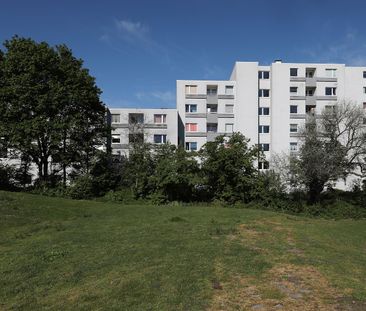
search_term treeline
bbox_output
[1,36,366,218]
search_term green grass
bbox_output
[0,191,365,310]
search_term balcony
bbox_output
[290,67,337,83]
[306,77,317,87]
[185,93,206,99]
[185,112,235,119]
[207,94,218,105]
[207,113,218,123]
[290,95,337,101]
[112,123,167,129]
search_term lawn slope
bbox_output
[0,191,365,310]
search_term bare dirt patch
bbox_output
[208,263,344,310]
[208,220,361,311]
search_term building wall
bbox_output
[108,108,178,156]
[176,80,236,151]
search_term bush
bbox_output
[66,175,94,200]
[101,188,137,204]
[0,163,16,190]
[30,183,67,197]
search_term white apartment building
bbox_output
[108,108,178,156]
[2,61,366,188]
[177,61,366,172]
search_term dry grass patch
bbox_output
[209,263,343,310]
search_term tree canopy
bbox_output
[0,36,108,184]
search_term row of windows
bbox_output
[290,87,337,96]
[111,114,167,124]
[111,134,167,144]
[291,68,366,79]
[290,68,338,78]
[185,104,234,113]
[185,85,234,95]
[185,123,234,133]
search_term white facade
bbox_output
[108,108,178,156]
[176,80,236,151]
[177,61,366,174]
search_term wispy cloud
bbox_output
[114,20,150,44]
[135,90,175,105]
[100,19,171,64]
[301,29,366,66]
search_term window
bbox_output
[112,134,120,144]
[111,114,120,123]
[225,104,234,113]
[207,105,217,113]
[207,85,217,95]
[363,71,366,78]
[363,102,366,109]
[225,85,234,95]
[185,85,197,94]
[258,71,270,79]
[258,161,269,170]
[325,105,336,113]
[290,124,298,133]
[185,104,197,113]
[290,87,298,94]
[129,113,144,124]
[207,123,218,132]
[290,142,298,152]
[225,123,234,133]
[290,68,298,77]
[259,143,270,151]
[186,142,197,151]
[259,89,270,97]
[325,69,337,78]
[258,107,270,115]
[154,134,167,144]
[259,125,270,133]
[325,87,336,96]
[186,123,198,132]
[154,114,167,124]
[290,105,298,114]
[306,88,315,96]
[129,133,144,144]
[364,87,366,94]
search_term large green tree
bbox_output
[199,133,259,203]
[0,36,107,183]
[149,144,200,202]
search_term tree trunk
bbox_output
[43,159,48,181]
[37,163,43,180]
[308,180,324,204]
[63,130,67,187]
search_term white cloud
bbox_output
[301,30,366,66]
[135,91,175,105]
[151,91,175,103]
[114,20,149,42]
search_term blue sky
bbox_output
[1,0,366,108]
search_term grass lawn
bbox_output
[1,191,366,310]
